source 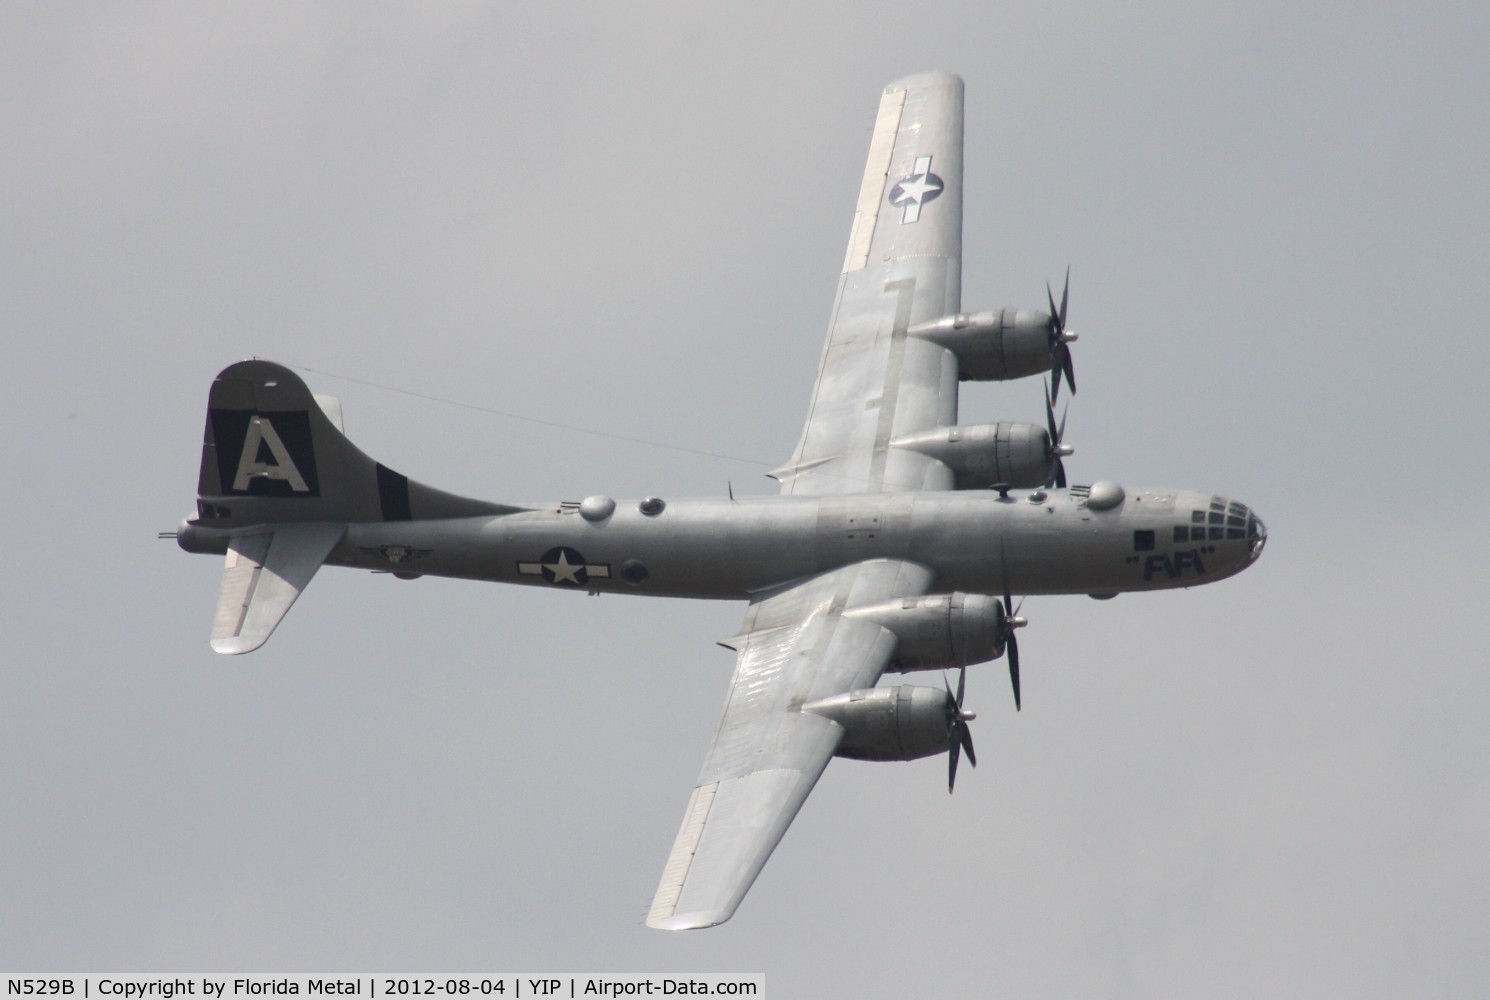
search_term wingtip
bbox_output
[884,70,964,94]
[210,636,265,655]
[645,910,731,931]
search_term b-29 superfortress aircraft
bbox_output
[174,72,1265,929]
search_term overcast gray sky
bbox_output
[4,2,1489,996]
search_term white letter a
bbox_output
[233,415,310,491]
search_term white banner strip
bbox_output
[1,977,765,1000]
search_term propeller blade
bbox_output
[958,723,977,769]
[1045,269,1076,404]
[1043,380,1072,489]
[1008,632,1021,711]
[1046,285,1064,404]
[1058,266,1070,330]
[945,667,977,792]
[999,540,1024,711]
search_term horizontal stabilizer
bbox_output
[210,523,345,654]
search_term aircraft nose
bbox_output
[1201,494,1266,566]
[1248,511,1267,560]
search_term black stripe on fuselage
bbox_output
[376,464,412,521]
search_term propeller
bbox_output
[1043,383,1073,489]
[1046,268,1078,405]
[998,543,1029,711]
[945,665,977,793]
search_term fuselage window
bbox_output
[1134,530,1156,551]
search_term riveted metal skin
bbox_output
[908,308,1052,382]
[802,686,953,761]
[892,421,1051,489]
[843,592,1002,671]
[185,481,1264,599]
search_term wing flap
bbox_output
[209,523,345,654]
[841,86,906,274]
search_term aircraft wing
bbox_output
[648,74,966,930]
[772,71,964,496]
[646,558,933,930]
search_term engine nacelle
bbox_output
[843,592,1004,671]
[892,422,1050,489]
[804,685,953,761]
[909,308,1052,382]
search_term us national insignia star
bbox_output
[516,547,612,587]
[888,154,944,223]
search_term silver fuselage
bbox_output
[280,486,1266,600]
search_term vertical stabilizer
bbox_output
[184,359,520,654]
[193,359,515,529]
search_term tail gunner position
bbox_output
[172,72,1264,929]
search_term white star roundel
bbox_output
[516,546,612,587]
[888,155,944,223]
